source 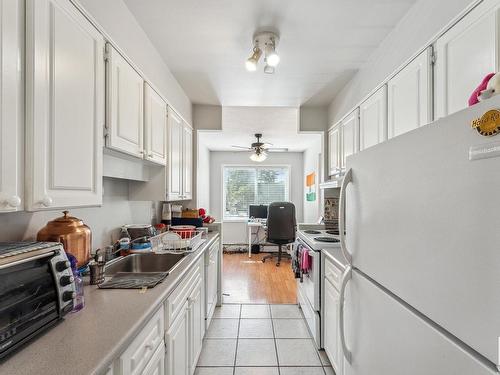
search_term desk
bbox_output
[247,221,266,258]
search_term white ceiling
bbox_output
[198,107,322,152]
[124,0,417,107]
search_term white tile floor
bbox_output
[196,304,336,375]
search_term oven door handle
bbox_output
[339,264,353,364]
[339,168,353,265]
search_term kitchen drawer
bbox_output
[142,341,165,375]
[165,259,202,327]
[119,306,164,375]
[324,256,342,290]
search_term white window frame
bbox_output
[221,164,291,222]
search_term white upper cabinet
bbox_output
[0,0,23,212]
[341,108,360,170]
[106,43,144,158]
[182,123,193,200]
[167,108,183,201]
[435,0,500,118]
[328,125,341,176]
[144,83,167,165]
[388,48,432,138]
[359,85,387,150]
[25,0,104,210]
[166,108,192,201]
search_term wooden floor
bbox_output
[222,252,297,304]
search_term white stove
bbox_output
[297,229,341,251]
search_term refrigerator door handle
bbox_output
[339,264,353,364]
[340,168,353,264]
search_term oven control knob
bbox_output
[60,275,74,286]
[55,260,70,272]
[62,291,76,302]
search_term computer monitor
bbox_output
[249,204,268,219]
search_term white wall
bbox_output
[196,140,211,211]
[78,0,192,123]
[327,0,477,125]
[300,107,328,132]
[209,151,304,244]
[0,178,156,249]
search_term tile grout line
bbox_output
[269,304,282,375]
[232,304,242,375]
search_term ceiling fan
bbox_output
[231,133,288,162]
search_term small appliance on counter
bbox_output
[37,210,92,268]
[0,242,76,359]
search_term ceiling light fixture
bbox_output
[245,30,280,73]
[245,47,262,71]
[250,150,267,162]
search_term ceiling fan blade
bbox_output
[267,148,289,152]
[262,142,274,147]
[231,145,253,150]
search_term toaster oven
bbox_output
[0,242,76,359]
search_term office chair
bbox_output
[262,202,296,266]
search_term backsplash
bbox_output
[0,178,159,249]
[324,197,339,230]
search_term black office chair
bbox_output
[262,202,296,266]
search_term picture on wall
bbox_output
[306,172,316,202]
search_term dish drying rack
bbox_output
[150,228,207,254]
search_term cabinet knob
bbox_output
[40,196,53,207]
[6,195,21,208]
[139,150,144,154]
[148,153,153,158]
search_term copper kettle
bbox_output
[37,211,92,267]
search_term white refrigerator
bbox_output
[338,96,500,375]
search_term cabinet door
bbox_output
[26,0,104,210]
[341,109,359,170]
[182,123,193,200]
[144,83,167,165]
[167,108,183,201]
[0,0,23,212]
[324,278,341,374]
[106,44,144,158]
[359,86,387,151]
[388,48,432,138]
[165,303,189,375]
[435,0,499,118]
[328,125,341,176]
[143,343,165,375]
[188,279,203,374]
[205,243,219,327]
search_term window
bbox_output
[223,166,290,220]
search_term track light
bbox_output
[245,47,262,72]
[264,64,275,74]
[264,43,280,67]
[245,31,280,74]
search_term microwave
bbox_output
[0,242,76,359]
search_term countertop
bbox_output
[0,232,220,375]
[321,246,348,271]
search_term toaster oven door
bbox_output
[0,256,59,358]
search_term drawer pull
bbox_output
[145,344,153,351]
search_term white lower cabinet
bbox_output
[165,302,189,375]
[143,343,166,375]
[188,279,204,373]
[165,257,206,375]
[119,307,164,375]
[323,255,343,375]
[205,240,219,328]
[25,0,104,210]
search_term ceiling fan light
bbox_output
[250,151,267,162]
